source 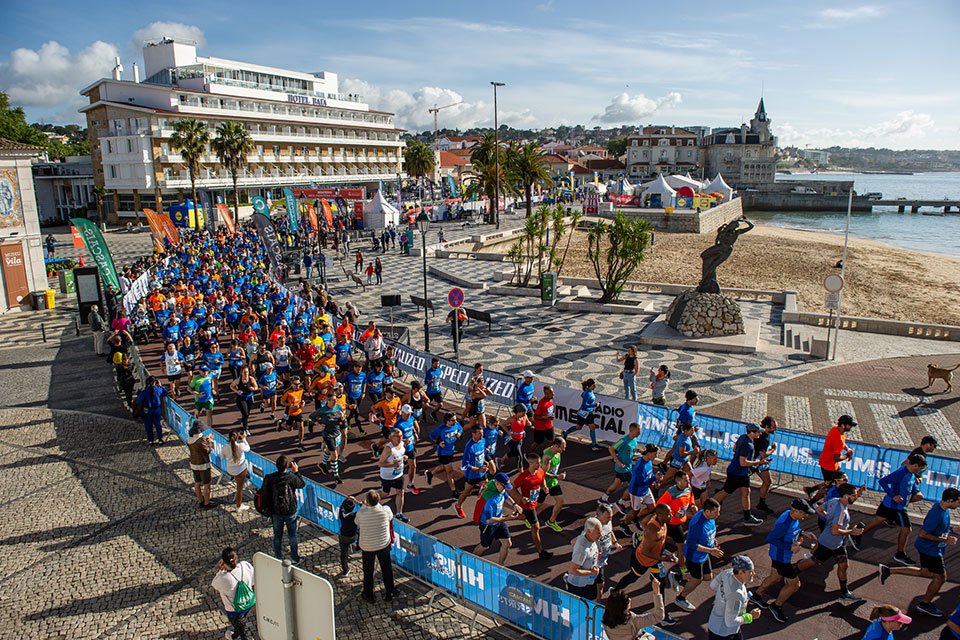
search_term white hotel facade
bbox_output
[81,39,404,221]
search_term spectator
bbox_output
[265,455,305,563]
[374,257,383,285]
[187,420,214,508]
[135,376,168,445]
[44,234,56,260]
[602,579,664,640]
[88,304,108,356]
[303,252,313,280]
[338,496,359,576]
[225,430,251,512]
[211,547,256,640]
[356,489,395,603]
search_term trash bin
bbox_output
[31,291,47,310]
[45,289,56,309]
[58,269,75,294]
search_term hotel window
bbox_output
[126,140,133,153]
[105,140,113,154]
[109,165,117,179]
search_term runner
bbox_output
[619,444,660,535]
[707,555,761,639]
[227,339,246,380]
[369,386,402,458]
[499,404,530,472]
[862,605,912,639]
[202,341,225,398]
[653,471,697,571]
[855,453,928,565]
[529,385,555,456]
[308,393,345,484]
[562,378,601,451]
[804,414,857,502]
[712,423,768,527]
[273,335,293,384]
[342,361,368,436]
[690,449,719,509]
[189,364,215,426]
[163,341,186,397]
[564,518,603,600]
[611,503,678,626]
[473,472,520,566]
[878,487,960,617]
[601,422,640,506]
[673,497,724,613]
[279,376,307,450]
[257,362,279,422]
[540,437,568,533]
[507,452,554,561]
[515,370,537,421]
[661,422,697,485]
[394,405,420,495]
[455,427,489,519]
[424,358,444,423]
[594,503,621,600]
[464,374,492,431]
[229,365,259,435]
[365,361,386,406]
[753,416,779,515]
[424,412,463,498]
[377,428,409,522]
[482,414,499,473]
[748,498,818,623]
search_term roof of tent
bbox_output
[704,174,733,197]
[665,174,703,191]
[639,174,677,196]
[365,190,400,214]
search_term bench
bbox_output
[409,295,436,316]
[350,274,367,291]
[463,307,492,331]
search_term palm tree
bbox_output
[469,132,498,167]
[506,141,553,218]
[212,121,255,221]
[92,185,107,228]
[463,158,510,222]
[169,119,209,212]
[403,140,435,205]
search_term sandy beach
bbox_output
[535,224,960,326]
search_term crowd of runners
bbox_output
[102,219,960,640]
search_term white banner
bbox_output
[122,271,151,315]
[533,380,640,445]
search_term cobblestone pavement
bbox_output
[0,405,507,640]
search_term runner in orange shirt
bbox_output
[280,377,307,451]
[805,414,857,502]
[611,503,678,627]
[370,387,402,458]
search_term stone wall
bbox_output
[597,197,743,234]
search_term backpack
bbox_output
[233,564,256,612]
[253,476,274,517]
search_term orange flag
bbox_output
[306,204,319,232]
[158,212,181,247]
[320,199,334,227]
[215,203,236,235]
[141,209,166,252]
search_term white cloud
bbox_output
[0,40,118,107]
[340,78,537,131]
[862,110,934,138]
[128,22,206,58]
[592,92,682,124]
[817,5,886,20]
[777,111,935,148]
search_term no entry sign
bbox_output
[448,288,464,307]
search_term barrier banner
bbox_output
[216,203,236,235]
[533,380,639,445]
[384,339,427,378]
[252,212,284,280]
[391,522,460,597]
[70,217,121,290]
[435,356,516,407]
[284,188,299,232]
[141,209,166,252]
[459,551,592,640]
[122,270,151,315]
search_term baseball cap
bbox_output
[400,404,413,414]
[493,472,513,490]
[791,498,816,515]
[264,362,274,369]
[731,555,754,572]
[522,370,535,378]
[838,414,857,427]
[745,423,761,433]
[198,364,209,372]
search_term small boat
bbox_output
[921,212,945,217]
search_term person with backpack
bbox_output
[263,455,306,564]
[212,547,256,640]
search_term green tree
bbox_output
[469,131,498,167]
[0,92,47,146]
[92,185,107,227]
[586,212,652,303]
[169,118,210,212]
[403,139,436,201]
[463,158,509,222]
[607,137,627,157]
[212,121,255,221]
[553,208,583,279]
[505,141,553,219]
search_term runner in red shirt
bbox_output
[804,414,857,502]
[529,386,555,456]
[508,452,554,561]
[295,343,319,378]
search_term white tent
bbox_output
[703,174,734,201]
[362,190,400,228]
[640,175,677,197]
[665,174,703,191]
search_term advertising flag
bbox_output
[252,212,284,280]
[158,212,181,247]
[198,190,215,233]
[70,217,120,290]
[252,195,270,217]
[335,196,349,217]
[141,209,166,252]
[306,204,319,232]
[320,199,334,228]
[215,203,236,235]
[283,188,299,232]
[70,225,84,247]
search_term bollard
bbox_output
[41,323,47,343]
[75,316,80,337]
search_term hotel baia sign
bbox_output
[287,94,327,106]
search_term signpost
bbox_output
[448,288,463,363]
[253,552,335,640]
[823,274,844,359]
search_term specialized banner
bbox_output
[306,204,319,232]
[70,217,120,290]
[122,270,150,315]
[198,190,215,234]
[435,356,516,407]
[533,380,639,445]
[335,196,349,218]
[158,212,181,247]
[141,209,166,253]
[320,199,333,228]
[252,212,284,280]
[215,203,236,235]
[283,188,299,232]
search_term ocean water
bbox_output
[745,172,960,257]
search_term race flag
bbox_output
[283,188,299,232]
[141,208,166,252]
[215,203,236,235]
[306,204,319,232]
[320,199,334,228]
[158,212,181,247]
[252,212,284,280]
[70,217,120,290]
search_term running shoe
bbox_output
[597,495,609,505]
[660,613,678,627]
[615,502,628,515]
[667,571,681,593]
[546,520,563,533]
[538,550,554,560]
[237,504,250,512]
[406,484,420,495]
[748,591,767,608]
[395,513,409,523]
[743,514,763,527]
[838,590,863,603]
[523,519,531,529]
[591,445,602,452]
[319,463,329,475]
[878,564,891,585]
[454,504,465,518]
[370,444,380,458]
[916,601,944,617]
[803,486,817,500]
[768,603,787,623]
[617,524,632,538]
[893,552,916,566]
[632,531,643,548]
[425,470,433,485]
[673,596,695,612]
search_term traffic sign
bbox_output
[824,274,844,293]
[825,292,840,310]
[448,288,464,307]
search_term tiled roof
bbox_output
[438,151,469,167]
[0,138,44,152]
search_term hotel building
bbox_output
[80,39,405,221]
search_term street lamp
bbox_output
[416,212,431,352]
[491,81,505,229]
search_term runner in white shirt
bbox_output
[163,342,186,397]
[378,429,409,523]
[273,337,293,384]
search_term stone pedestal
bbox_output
[666,289,745,338]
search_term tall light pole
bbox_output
[416,212,431,352]
[491,81,505,229]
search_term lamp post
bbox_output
[416,212,430,352]
[491,81,505,229]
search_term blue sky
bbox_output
[1,1,958,149]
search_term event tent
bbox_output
[665,174,703,191]
[640,175,677,197]
[362,190,400,228]
[703,174,734,201]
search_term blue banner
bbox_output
[284,188,299,232]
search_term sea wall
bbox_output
[599,197,743,233]
[742,191,873,212]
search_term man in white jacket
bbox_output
[708,555,761,639]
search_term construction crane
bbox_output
[428,102,463,150]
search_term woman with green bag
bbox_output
[212,547,256,639]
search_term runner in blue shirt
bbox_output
[562,378,601,450]
[482,419,499,460]
[662,422,698,485]
[515,370,537,419]
[424,358,444,422]
[674,497,725,612]
[600,422,640,507]
[473,472,519,566]
[878,487,960,618]
[424,412,463,497]
[342,362,367,434]
[856,453,928,565]
[945,602,960,639]
[618,444,660,536]
[861,605,912,640]
[257,362,278,420]
[748,498,817,623]
[395,405,421,494]
[713,423,768,527]
[189,364,215,426]
[333,334,353,373]
[162,317,181,344]
[202,342,224,397]
[365,362,386,404]
[455,428,489,518]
